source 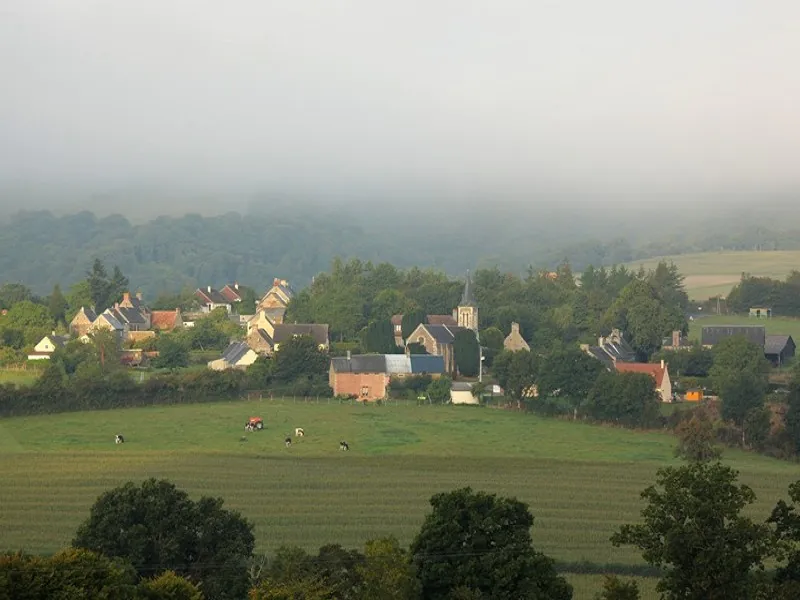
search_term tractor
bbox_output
[245,417,264,432]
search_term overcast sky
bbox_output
[1,0,799,202]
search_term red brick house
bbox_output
[329,353,445,401]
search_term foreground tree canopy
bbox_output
[410,487,572,600]
[72,478,255,600]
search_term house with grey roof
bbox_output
[581,328,637,369]
[69,306,97,337]
[329,353,446,401]
[195,286,233,313]
[28,332,71,360]
[765,335,795,366]
[208,341,259,371]
[273,323,330,352]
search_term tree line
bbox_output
[726,271,800,315]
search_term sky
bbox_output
[1,0,799,206]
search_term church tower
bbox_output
[457,271,478,331]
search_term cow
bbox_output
[285,437,292,448]
[295,428,305,437]
[245,422,255,432]
[339,441,349,451]
[115,434,124,444]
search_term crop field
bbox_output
[1,400,798,599]
[624,250,800,300]
[688,314,800,342]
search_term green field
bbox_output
[624,250,800,300]
[0,368,40,386]
[1,401,797,600]
[688,314,800,342]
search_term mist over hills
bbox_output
[1,196,800,297]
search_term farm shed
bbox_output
[701,325,766,348]
[764,335,796,367]
[684,389,703,402]
[749,307,772,318]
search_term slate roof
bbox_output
[460,271,477,307]
[75,307,97,322]
[331,354,387,374]
[410,355,445,373]
[585,346,615,370]
[599,338,636,362]
[96,310,124,331]
[451,381,474,392]
[701,326,766,347]
[250,328,274,346]
[420,324,462,344]
[331,354,445,375]
[765,335,794,355]
[196,287,230,305]
[273,324,329,346]
[427,315,458,327]
[113,306,146,325]
[221,341,251,364]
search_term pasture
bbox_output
[623,250,800,300]
[688,314,800,342]
[1,400,797,600]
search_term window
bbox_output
[360,386,369,396]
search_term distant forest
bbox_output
[2,205,800,296]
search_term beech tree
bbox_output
[410,487,572,600]
[73,479,255,600]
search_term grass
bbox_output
[623,250,800,300]
[1,400,797,600]
[0,369,40,386]
[688,314,800,341]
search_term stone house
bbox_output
[246,328,274,355]
[256,279,293,322]
[69,307,97,337]
[503,322,530,351]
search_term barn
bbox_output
[764,335,796,367]
[329,353,445,401]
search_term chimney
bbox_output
[511,322,520,334]
[273,278,280,286]
[598,337,604,346]
[661,359,665,369]
[234,282,239,290]
[207,285,212,293]
[672,330,680,348]
[347,350,351,360]
[136,291,143,301]
[123,292,130,302]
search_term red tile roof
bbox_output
[614,362,667,387]
[151,310,179,330]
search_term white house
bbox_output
[27,333,70,360]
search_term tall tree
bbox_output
[401,309,428,340]
[48,283,69,326]
[673,411,722,462]
[0,300,54,346]
[273,335,329,383]
[611,462,773,600]
[410,487,572,600]
[453,329,480,377]
[0,282,34,309]
[87,258,111,311]
[361,319,398,354]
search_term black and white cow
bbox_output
[339,441,349,451]
[285,437,292,448]
[245,422,255,432]
[295,428,305,437]
[115,434,124,444]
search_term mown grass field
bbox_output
[0,368,40,386]
[624,250,800,300]
[688,314,800,342]
[1,400,797,600]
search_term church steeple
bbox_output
[457,271,478,330]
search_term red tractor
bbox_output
[244,417,264,432]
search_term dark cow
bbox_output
[285,437,292,448]
[339,441,349,451]
[115,434,124,444]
